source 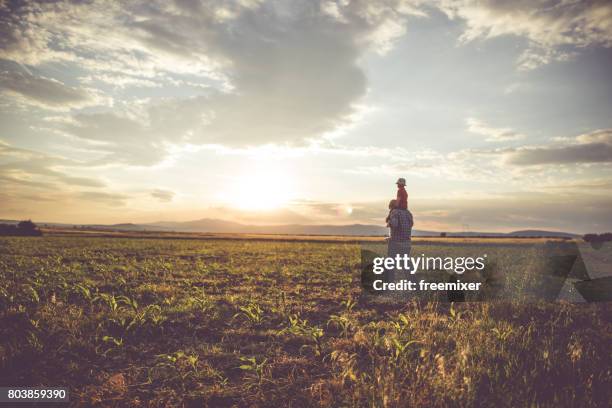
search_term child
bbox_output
[386,180,414,233]
[396,178,408,210]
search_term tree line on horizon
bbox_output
[1,219,612,242]
[0,220,42,236]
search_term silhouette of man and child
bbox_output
[383,179,467,302]
[386,177,413,248]
[384,178,415,298]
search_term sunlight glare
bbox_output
[222,167,295,211]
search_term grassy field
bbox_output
[1,236,610,407]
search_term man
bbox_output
[396,178,408,210]
[387,199,412,244]
[386,198,413,301]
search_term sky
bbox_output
[1,0,611,233]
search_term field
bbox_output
[1,235,611,407]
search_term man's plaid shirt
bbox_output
[388,209,413,241]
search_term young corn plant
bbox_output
[327,314,355,337]
[390,314,411,337]
[329,350,358,383]
[238,356,269,388]
[124,304,166,333]
[449,302,463,325]
[22,284,40,305]
[233,303,265,325]
[116,295,138,313]
[390,338,423,361]
[102,335,124,347]
[187,289,214,314]
[492,326,514,342]
[94,293,119,314]
[364,322,387,349]
[341,297,356,313]
[154,351,201,383]
[283,314,325,356]
[73,283,93,302]
[97,335,124,357]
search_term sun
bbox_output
[221,167,295,211]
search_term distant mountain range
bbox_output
[1,218,581,238]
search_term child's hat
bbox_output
[396,178,406,186]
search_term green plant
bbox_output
[22,284,40,304]
[449,302,462,324]
[390,338,422,361]
[154,351,201,382]
[234,303,264,325]
[341,297,356,313]
[239,356,269,387]
[116,295,138,312]
[328,314,354,337]
[187,289,214,313]
[390,314,410,337]
[94,293,119,313]
[492,326,514,342]
[74,283,93,301]
[102,335,124,347]
[283,314,325,356]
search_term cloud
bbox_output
[59,97,221,165]
[0,140,106,188]
[77,191,129,206]
[0,141,131,219]
[60,112,162,166]
[541,178,612,191]
[346,147,503,183]
[353,128,612,180]
[151,189,174,202]
[437,0,612,70]
[466,117,525,142]
[80,73,160,89]
[291,199,358,219]
[0,70,106,110]
[411,191,612,234]
[503,129,612,165]
[0,1,52,65]
[0,189,130,223]
[2,0,609,168]
[0,0,425,164]
[576,128,612,144]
